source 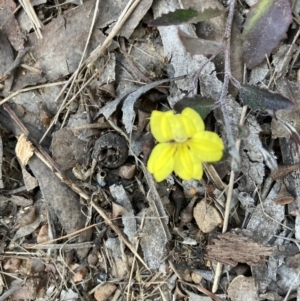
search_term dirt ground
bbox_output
[1,0,300,300]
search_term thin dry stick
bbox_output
[0,135,3,189]
[217,0,238,168]
[211,0,237,292]
[19,0,43,38]
[3,104,90,201]
[212,105,247,293]
[0,81,69,106]
[91,201,150,271]
[86,0,143,67]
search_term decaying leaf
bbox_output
[228,276,259,301]
[178,29,223,57]
[21,165,38,191]
[174,95,215,119]
[239,84,295,112]
[242,0,293,69]
[37,224,49,244]
[122,77,179,133]
[148,8,225,26]
[94,283,117,301]
[12,277,46,300]
[193,199,223,233]
[15,134,34,166]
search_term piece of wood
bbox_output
[206,229,273,266]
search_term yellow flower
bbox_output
[147,107,224,182]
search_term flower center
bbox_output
[174,135,188,143]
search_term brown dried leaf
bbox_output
[193,199,223,233]
[37,224,49,244]
[111,202,128,220]
[94,283,117,301]
[71,263,88,282]
[274,183,294,205]
[116,164,136,179]
[12,276,46,300]
[15,134,34,166]
[228,276,259,301]
[178,29,223,56]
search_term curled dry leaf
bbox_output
[116,164,136,179]
[94,283,117,301]
[111,202,128,220]
[193,199,223,233]
[37,224,49,244]
[15,134,34,166]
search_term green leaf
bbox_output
[242,0,292,69]
[174,96,215,119]
[178,29,223,56]
[239,84,295,112]
[148,8,225,27]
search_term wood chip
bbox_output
[206,229,273,266]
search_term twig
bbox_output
[19,0,43,39]
[0,81,69,107]
[3,47,31,77]
[0,135,3,188]
[212,105,247,292]
[3,104,90,201]
[217,0,239,170]
[23,242,93,250]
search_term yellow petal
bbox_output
[150,110,174,142]
[190,151,204,179]
[187,131,224,162]
[147,143,176,182]
[173,144,204,180]
[182,107,205,133]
